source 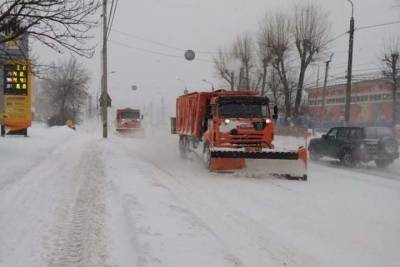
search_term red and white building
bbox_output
[306,78,400,127]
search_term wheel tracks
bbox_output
[44,142,109,267]
[134,151,316,267]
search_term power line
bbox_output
[107,0,119,39]
[109,40,214,63]
[352,67,383,73]
[307,67,394,88]
[112,29,219,55]
[332,61,377,68]
[110,40,183,58]
[356,20,400,31]
[321,19,400,48]
[107,0,115,31]
[329,68,379,79]
[112,29,185,52]
[325,32,348,45]
[110,18,400,59]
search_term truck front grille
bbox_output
[365,143,378,154]
[230,133,264,146]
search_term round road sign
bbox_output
[184,50,196,61]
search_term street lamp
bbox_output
[177,77,188,94]
[202,79,215,92]
[345,0,355,125]
[347,0,354,17]
[320,53,334,127]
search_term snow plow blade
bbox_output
[210,147,307,180]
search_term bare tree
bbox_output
[382,39,400,127]
[267,68,283,105]
[0,0,100,58]
[256,27,274,96]
[259,12,293,119]
[40,57,90,124]
[292,2,330,116]
[250,67,264,94]
[213,47,237,90]
[232,33,254,90]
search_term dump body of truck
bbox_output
[172,90,307,180]
[176,91,255,138]
[116,108,144,134]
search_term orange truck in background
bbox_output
[171,90,307,180]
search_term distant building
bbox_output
[306,78,400,128]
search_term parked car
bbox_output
[308,126,399,168]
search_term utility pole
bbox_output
[316,64,320,89]
[101,0,108,138]
[320,54,334,126]
[202,79,215,92]
[391,53,399,128]
[149,101,153,126]
[345,0,355,125]
[160,96,165,124]
[88,94,93,117]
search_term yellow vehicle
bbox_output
[65,119,76,130]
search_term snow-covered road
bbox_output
[1,123,399,267]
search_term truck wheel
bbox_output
[380,137,398,156]
[375,159,392,169]
[340,150,355,167]
[203,143,212,170]
[299,175,308,181]
[179,135,189,159]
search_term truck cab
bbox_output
[116,108,144,134]
[205,95,275,150]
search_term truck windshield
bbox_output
[120,111,140,119]
[219,103,268,118]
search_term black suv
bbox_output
[308,127,399,168]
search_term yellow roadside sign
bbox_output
[2,60,32,131]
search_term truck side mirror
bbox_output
[141,115,144,120]
[273,105,278,121]
[206,105,212,119]
[170,117,177,134]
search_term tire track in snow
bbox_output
[132,152,316,267]
[107,137,243,267]
[310,161,400,190]
[44,142,109,267]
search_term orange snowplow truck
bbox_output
[171,90,307,180]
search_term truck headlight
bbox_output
[224,119,231,124]
[265,118,272,124]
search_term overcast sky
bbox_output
[36,0,400,117]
